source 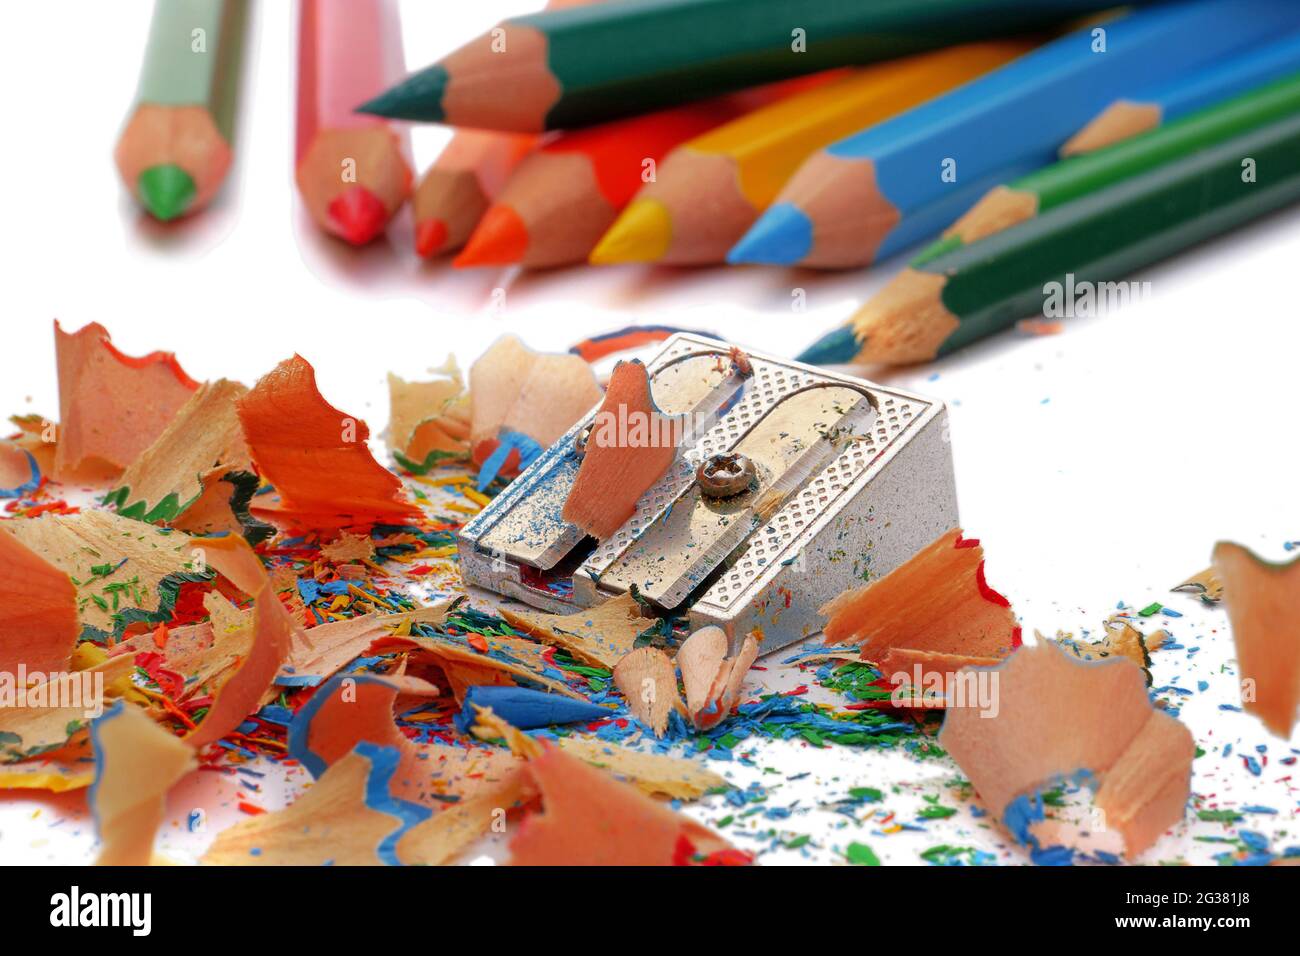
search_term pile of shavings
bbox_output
[5,321,1299,868]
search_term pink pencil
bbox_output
[295,0,412,245]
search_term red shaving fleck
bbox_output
[671,833,696,866]
[467,633,489,653]
[974,558,1016,615]
[237,802,266,816]
[134,651,184,698]
[700,847,754,867]
[24,501,78,518]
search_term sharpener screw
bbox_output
[698,453,756,499]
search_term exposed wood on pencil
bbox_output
[1061,100,1162,156]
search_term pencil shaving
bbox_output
[108,379,270,543]
[500,591,645,669]
[1213,541,1300,737]
[237,354,418,523]
[90,702,195,866]
[676,626,759,731]
[939,641,1195,859]
[386,362,470,473]
[53,320,198,480]
[613,645,685,737]
[0,528,79,675]
[469,334,601,476]
[562,359,678,539]
[821,528,1018,704]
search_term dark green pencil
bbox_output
[358,0,1157,132]
[813,110,1300,366]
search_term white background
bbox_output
[0,1,1297,866]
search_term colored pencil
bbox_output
[357,0,1158,132]
[728,0,1300,269]
[807,110,1300,367]
[411,0,594,259]
[412,131,537,258]
[1062,29,1300,155]
[295,0,412,246]
[588,41,1033,267]
[115,0,249,221]
[908,69,1300,267]
[453,78,830,270]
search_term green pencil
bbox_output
[358,0,1154,132]
[915,69,1300,267]
[114,0,249,221]
[825,109,1300,366]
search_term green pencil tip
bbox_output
[356,65,448,122]
[137,164,196,221]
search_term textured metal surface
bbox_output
[457,333,959,653]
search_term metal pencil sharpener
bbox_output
[458,333,958,655]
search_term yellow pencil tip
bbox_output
[590,200,673,265]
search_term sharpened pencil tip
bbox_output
[796,325,861,365]
[455,205,529,267]
[356,65,449,122]
[590,200,672,264]
[137,164,196,221]
[326,186,389,245]
[414,218,450,258]
[727,202,813,266]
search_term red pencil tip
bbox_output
[454,205,529,267]
[326,186,389,245]
[414,218,449,258]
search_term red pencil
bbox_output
[295,0,411,246]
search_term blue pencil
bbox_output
[1062,28,1300,154]
[727,0,1300,272]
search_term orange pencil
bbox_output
[454,74,839,270]
[295,0,411,245]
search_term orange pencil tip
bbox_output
[415,218,449,258]
[326,186,389,246]
[454,205,529,267]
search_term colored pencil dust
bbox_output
[357,0,1155,132]
[295,0,412,246]
[114,0,249,222]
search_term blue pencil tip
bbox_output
[727,202,814,265]
[796,325,860,365]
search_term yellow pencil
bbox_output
[589,40,1033,266]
